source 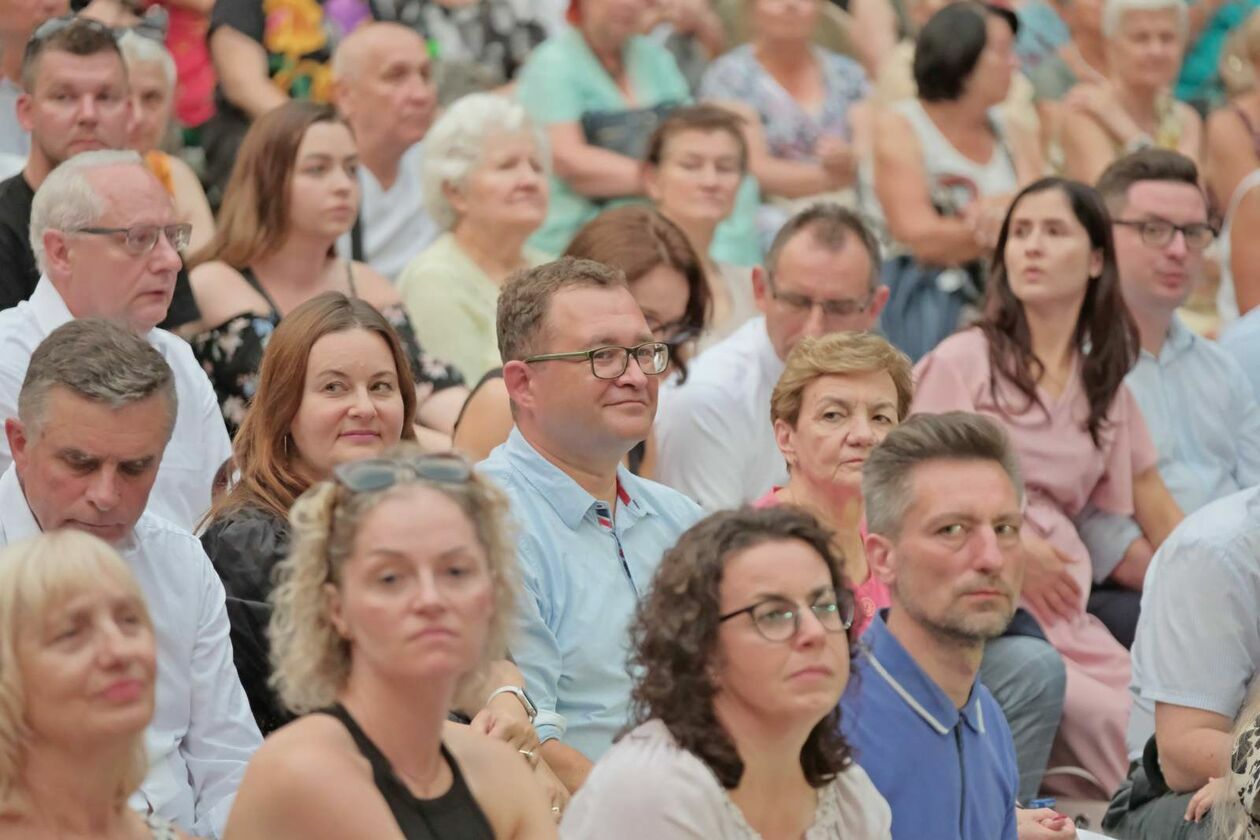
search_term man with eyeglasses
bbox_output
[1066,151,1260,653]
[479,257,703,791]
[841,412,1079,840]
[0,15,198,327]
[0,150,230,532]
[654,203,888,510]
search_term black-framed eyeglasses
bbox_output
[523,341,670,380]
[333,453,473,494]
[1114,218,1216,251]
[68,223,192,256]
[719,587,856,642]
[768,278,872,319]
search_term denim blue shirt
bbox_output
[478,428,703,760]
[841,613,1018,840]
[1076,317,1260,580]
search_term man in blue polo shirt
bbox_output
[479,257,703,792]
[842,412,1073,840]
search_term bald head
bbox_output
[333,22,426,82]
[332,22,436,150]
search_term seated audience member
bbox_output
[655,204,887,510]
[478,258,704,789]
[0,319,260,836]
[843,411,1077,840]
[1101,486,1260,839]
[644,105,757,346]
[398,93,550,383]
[454,206,710,473]
[116,30,215,254]
[766,329,1067,804]
[1204,9,1260,213]
[1212,693,1260,839]
[1221,308,1260,398]
[1217,156,1260,327]
[331,23,442,280]
[698,0,870,249]
[1075,151,1260,648]
[1061,0,1201,186]
[0,16,198,328]
[186,101,466,441]
[913,177,1184,796]
[0,530,185,839]
[224,444,557,838]
[0,150,230,532]
[760,331,913,635]
[563,507,893,837]
[0,0,66,157]
[870,1,1041,361]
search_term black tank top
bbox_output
[323,703,496,840]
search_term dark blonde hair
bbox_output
[644,104,749,172]
[770,332,914,428]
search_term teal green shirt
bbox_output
[1176,0,1260,105]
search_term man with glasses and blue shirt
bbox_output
[1070,150,1260,651]
[0,149,230,532]
[654,203,889,511]
[478,257,703,792]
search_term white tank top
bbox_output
[1217,168,1260,327]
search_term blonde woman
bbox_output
[0,530,185,840]
[224,445,557,839]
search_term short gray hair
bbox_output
[764,203,882,291]
[421,93,549,231]
[1102,0,1187,37]
[29,150,145,274]
[18,319,178,438]
[862,412,1024,538]
[116,30,176,90]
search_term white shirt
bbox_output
[0,277,231,532]
[0,465,261,838]
[0,76,27,159]
[336,141,439,281]
[654,316,787,510]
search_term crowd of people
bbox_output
[0,0,1258,837]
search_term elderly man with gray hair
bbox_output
[0,318,261,838]
[0,149,231,532]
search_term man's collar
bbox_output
[753,317,786,374]
[29,276,74,338]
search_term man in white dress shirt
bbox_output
[654,204,889,510]
[0,318,260,838]
[0,149,230,531]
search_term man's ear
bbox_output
[752,266,770,314]
[865,284,891,325]
[42,229,74,278]
[4,417,32,478]
[15,92,34,133]
[501,360,533,414]
[864,531,896,588]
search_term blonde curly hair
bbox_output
[268,444,519,714]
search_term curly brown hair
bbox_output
[627,506,858,790]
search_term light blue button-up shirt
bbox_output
[1221,308,1260,402]
[1076,317,1260,580]
[478,428,703,760]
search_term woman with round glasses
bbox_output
[224,444,557,839]
[758,331,914,637]
[911,176,1183,795]
[561,506,890,838]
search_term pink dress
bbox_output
[911,329,1156,795]
[752,489,890,637]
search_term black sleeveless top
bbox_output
[322,703,496,840]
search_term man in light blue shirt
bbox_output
[1221,307,1260,400]
[478,257,702,791]
[1080,150,1260,647]
[842,412,1064,840]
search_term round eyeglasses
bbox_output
[523,341,670,380]
[719,588,856,642]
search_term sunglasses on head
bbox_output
[332,453,474,494]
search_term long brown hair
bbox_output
[206,293,418,525]
[979,177,1139,447]
[189,101,346,269]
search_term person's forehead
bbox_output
[35,48,126,89]
[802,369,898,405]
[366,29,429,69]
[774,234,873,296]
[545,285,645,338]
[721,539,832,599]
[127,62,169,92]
[1123,180,1207,221]
[36,390,169,451]
[904,458,1018,519]
[664,127,741,156]
[87,165,176,224]
[1118,6,1180,30]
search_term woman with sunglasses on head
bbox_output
[561,506,890,838]
[452,206,711,475]
[911,176,1183,796]
[223,444,557,840]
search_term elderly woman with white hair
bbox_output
[116,31,215,255]
[0,530,187,839]
[397,93,550,383]
[1061,0,1201,184]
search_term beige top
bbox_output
[398,232,548,382]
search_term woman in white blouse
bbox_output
[561,506,891,839]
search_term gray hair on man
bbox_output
[17,318,178,438]
[421,92,550,232]
[116,30,177,90]
[764,202,883,291]
[29,149,145,275]
[1101,0,1188,38]
[862,411,1024,538]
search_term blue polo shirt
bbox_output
[841,613,1019,840]
[478,428,703,760]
